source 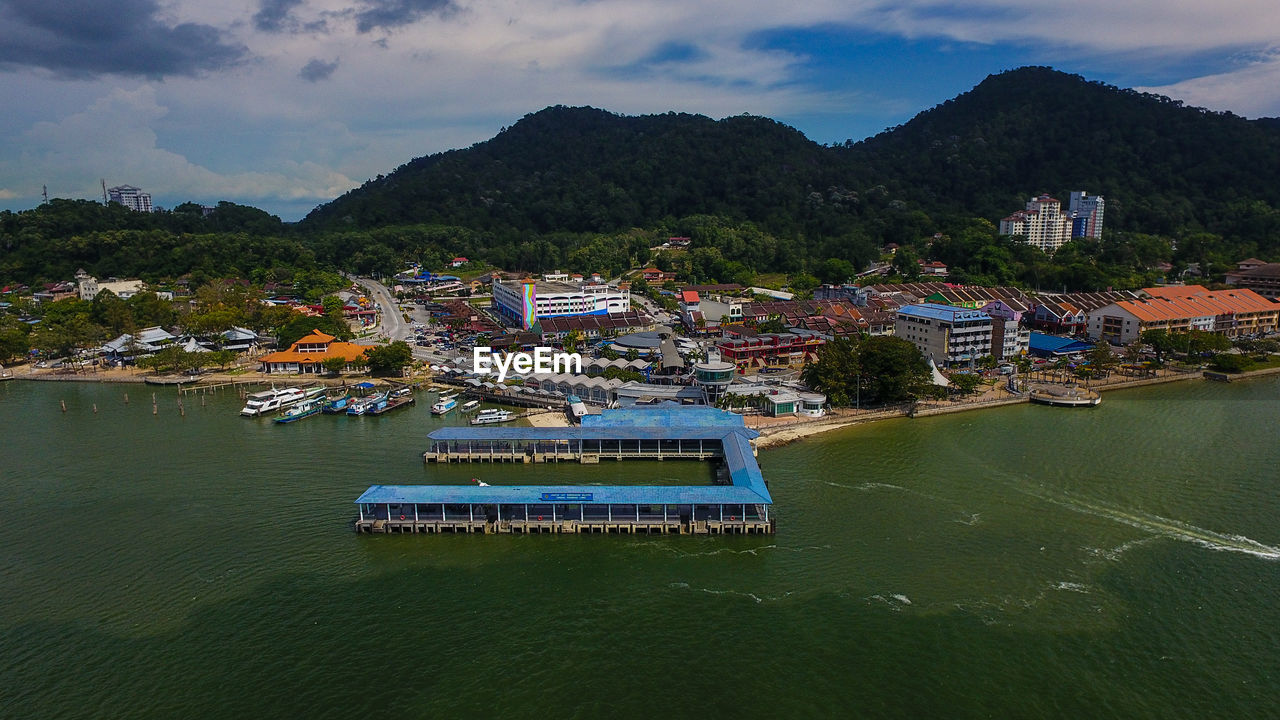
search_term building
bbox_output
[692,361,735,402]
[1068,191,1105,239]
[1225,262,1280,299]
[75,269,146,301]
[491,279,631,331]
[1086,285,1279,344]
[895,304,994,367]
[107,185,153,213]
[999,195,1074,252]
[716,330,825,371]
[980,300,1030,361]
[257,330,369,374]
[450,257,469,268]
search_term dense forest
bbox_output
[3,67,1279,292]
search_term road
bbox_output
[353,276,408,343]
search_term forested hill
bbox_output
[302,67,1280,252]
[302,107,845,234]
[845,66,1280,237]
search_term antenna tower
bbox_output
[101,179,108,204]
[42,185,48,204]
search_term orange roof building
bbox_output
[258,330,369,374]
[1086,285,1279,344]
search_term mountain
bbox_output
[303,67,1280,257]
[302,106,847,235]
[845,66,1280,238]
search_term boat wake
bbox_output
[1019,486,1280,561]
[645,543,831,558]
[668,582,794,603]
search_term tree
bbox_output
[1141,329,1176,365]
[1087,340,1117,377]
[949,372,982,395]
[364,341,411,376]
[322,356,349,376]
[801,335,929,407]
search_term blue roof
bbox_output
[1029,332,1094,355]
[898,303,991,322]
[356,483,768,506]
[362,405,772,506]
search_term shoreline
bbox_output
[753,365,1280,449]
[12,362,1279,450]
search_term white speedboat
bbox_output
[469,408,514,425]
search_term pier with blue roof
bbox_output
[355,405,775,535]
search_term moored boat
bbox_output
[275,396,325,423]
[347,391,388,416]
[240,386,310,416]
[469,408,515,425]
[431,393,458,415]
[461,399,481,412]
[1029,386,1101,407]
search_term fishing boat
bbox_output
[322,391,353,414]
[240,386,309,416]
[368,388,416,415]
[460,399,481,412]
[430,393,457,415]
[469,408,515,425]
[346,391,388,416]
[274,395,325,423]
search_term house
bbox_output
[101,326,179,359]
[981,300,1030,360]
[1086,285,1279,344]
[895,304,994,367]
[34,282,78,303]
[450,257,469,268]
[257,330,369,374]
[1224,262,1280,299]
[918,260,949,277]
[1030,299,1087,334]
[641,268,670,282]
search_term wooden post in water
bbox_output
[178,398,185,417]
[124,392,129,404]
[93,403,98,414]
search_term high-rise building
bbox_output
[998,194,1073,252]
[1068,191,1105,238]
[107,185,153,213]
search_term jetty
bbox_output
[355,405,774,535]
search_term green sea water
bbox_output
[1,378,1277,718]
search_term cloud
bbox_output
[0,188,17,200]
[1136,50,1280,118]
[0,0,247,78]
[354,0,457,33]
[299,58,340,81]
[2,87,356,206]
[254,0,305,33]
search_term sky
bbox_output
[1,0,1279,221]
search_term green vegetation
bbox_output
[364,341,412,377]
[4,68,1280,293]
[800,335,932,406]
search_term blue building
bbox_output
[356,405,773,535]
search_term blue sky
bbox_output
[1,0,1278,220]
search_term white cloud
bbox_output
[1136,50,1280,118]
[0,188,17,199]
[2,85,357,205]
[5,0,1280,216]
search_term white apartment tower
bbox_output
[1068,191,1105,239]
[107,185,154,213]
[999,194,1073,252]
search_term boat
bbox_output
[461,399,481,412]
[240,386,310,416]
[367,389,416,415]
[1029,386,1101,407]
[346,391,388,416]
[0,365,13,382]
[470,408,515,425]
[275,396,325,423]
[431,393,458,415]
[322,391,353,414]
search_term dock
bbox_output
[355,405,775,535]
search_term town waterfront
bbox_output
[1,378,1278,718]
